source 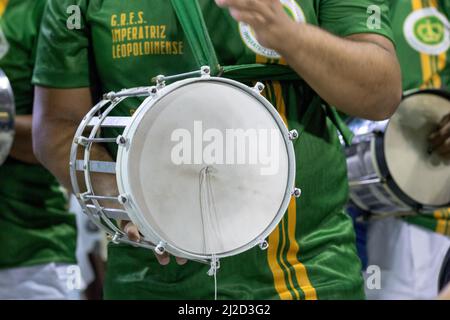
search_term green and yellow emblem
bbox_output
[404,8,450,55]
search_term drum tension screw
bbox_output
[118,194,128,205]
[116,135,127,146]
[259,239,269,251]
[201,66,211,77]
[155,242,166,255]
[149,86,158,96]
[289,130,299,140]
[254,82,265,93]
[292,188,302,198]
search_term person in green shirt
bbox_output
[31,0,402,299]
[0,0,78,299]
[350,0,450,300]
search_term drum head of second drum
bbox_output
[384,92,450,207]
[117,80,291,256]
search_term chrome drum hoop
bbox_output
[70,67,299,265]
[0,69,15,166]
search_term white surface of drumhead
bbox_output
[385,93,450,206]
[121,81,289,255]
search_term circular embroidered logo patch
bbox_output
[403,8,450,55]
[239,0,305,59]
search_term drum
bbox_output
[0,69,14,166]
[346,89,450,215]
[70,67,299,267]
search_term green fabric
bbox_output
[0,0,76,269]
[390,0,450,91]
[170,0,220,75]
[169,0,355,144]
[33,0,394,299]
[389,0,450,235]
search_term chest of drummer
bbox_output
[86,0,316,90]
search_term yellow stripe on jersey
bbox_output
[0,0,8,17]
[434,210,448,235]
[267,225,294,299]
[280,216,301,299]
[429,0,447,88]
[262,83,294,300]
[412,0,433,88]
[286,198,318,300]
[256,54,268,64]
[273,81,288,124]
[272,81,317,300]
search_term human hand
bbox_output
[120,220,188,266]
[215,0,298,52]
[428,113,450,159]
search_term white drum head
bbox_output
[384,92,450,207]
[117,79,292,257]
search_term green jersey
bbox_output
[0,0,76,269]
[33,0,394,299]
[390,0,450,236]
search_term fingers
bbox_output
[175,257,188,265]
[435,138,450,158]
[229,8,266,26]
[121,220,141,242]
[120,221,188,266]
[429,114,450,155]
[215,0,279,23]
[154,252,171,265]
[153,252,188,265]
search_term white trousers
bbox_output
[0,263,82,300]
[365,217,450,300]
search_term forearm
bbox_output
[9,115,39,164]
[276,22,402,120]
[32,87,117,195]
[215,0,402,120]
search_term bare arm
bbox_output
[9,115,39,164]
[216,0,402,120]
[32,87,114,192]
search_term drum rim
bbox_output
[0,68,15,166]
[116,76,296,260]
[378,89,450,210]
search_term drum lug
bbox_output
[292,188,302,198]
[200,66,211,78]
[148,86,159,97]
[154,75,166,89]
[111,232,122,245]
[289,129,299,140]
[155,241,167,255]
[258,239,269,250]
[117,194,128,205]
[116,135,127,146]
[253,82,265,94]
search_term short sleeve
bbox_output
[32,0,91,88]
[318,0,394,43]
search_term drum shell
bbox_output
[346,89,450,214]
[116,77,296,260]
